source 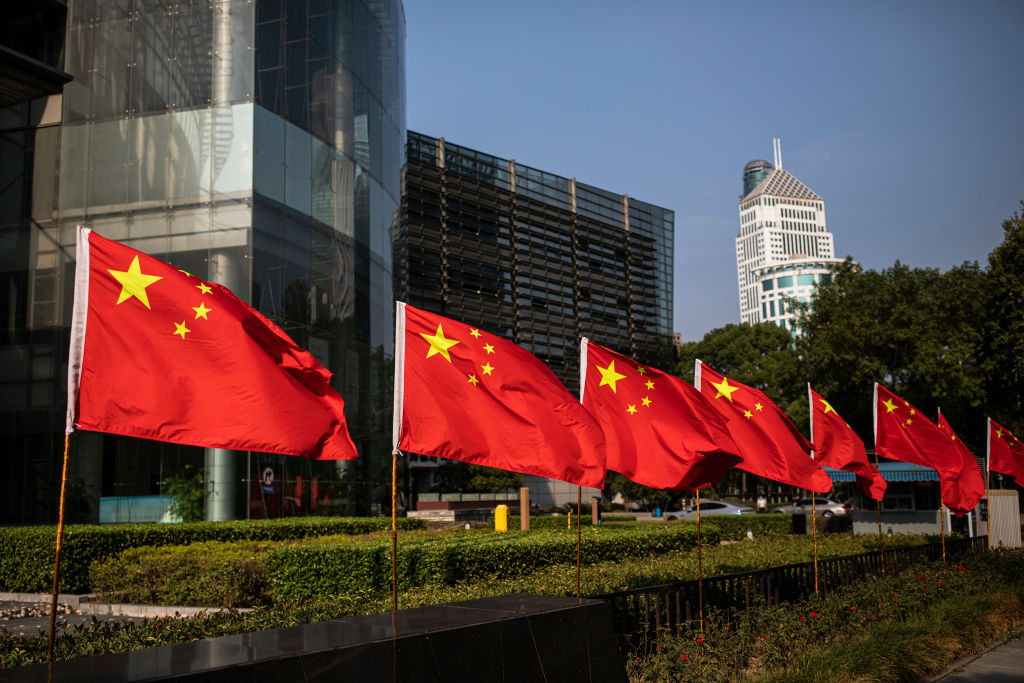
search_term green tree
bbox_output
[605,473,683,512]
[431,461,522,493]
[982,201,1024,436]
[794,258,987,443]
[164,465,205,522]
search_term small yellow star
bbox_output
[754,402,764,412]
[637,366,646,375]
[711,377,738,402]
[173,321,190,339]
[995,428,1004,439]
[909,408,916,415]
[645,379,654,390]
[951,434,957,441]
[883,398,897,413]
[481,362,494,376]
[819,398,835,415]
[192,302,212,320]
[597,360,627,393]
[905,418,913,426]
[744,409,753,419]
[483,343,495,354]
[467,374,479,386]
[469,328,482,338]
[196,283,213,295]
[178,269,193,278]
[108,255,163,309]
[641,396,652,407]
[626,404,638,415]
[420,324,460,362]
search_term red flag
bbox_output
[873,384,969,513]
[934,411,985,516]
[809,384,886,501]
[394,303,606,488]
[66,227,357,460]
[694,361,831,492]
[988,418,1024,487]
[580,340,741,490]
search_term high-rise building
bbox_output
[397,131,674,506]
[0,0,406,524]
[736,139,843,333]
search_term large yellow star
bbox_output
[819,398,835,415]
[420,324,460,362]
[711,377,738,402]
[108,256,162,309]
[597,360,627,393]
[882,398,897,413]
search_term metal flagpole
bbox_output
[940,502,946,564]
[874,451,884,578]
[391,450,398,617]
[47,433,72,662]
[576,485,582,601]
[812,496,818,595]
[696,488,704,633]
[986,418,992,550]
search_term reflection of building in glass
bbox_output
[0,0,405,524]
[397,132,674,507]
[736,139,843,333]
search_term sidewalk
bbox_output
[932,626,1024,682]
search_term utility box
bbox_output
[986,489,1022,548]
[494,504,509,533]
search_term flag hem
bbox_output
[392,301,407,450]
[65,226,92,435]
[579,337,589,403]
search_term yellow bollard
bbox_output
[567,509,572,530]
[494,504,509,533]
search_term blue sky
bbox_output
[404,1,1024,342]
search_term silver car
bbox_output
[791,497,849,518]
[664,500,756,520]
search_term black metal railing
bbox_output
[592,536,988,644]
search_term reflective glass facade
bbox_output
[398,131,674,391]
[0,0,405,524]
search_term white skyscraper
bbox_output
[736,139,844,333]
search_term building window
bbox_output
[777,275,793,288]
[762,279,774,292]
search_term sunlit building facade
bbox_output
[0,0,405,524]
[736,139,843,333]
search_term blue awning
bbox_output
[824,462,939,483]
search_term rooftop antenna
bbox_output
[772,137,783,170]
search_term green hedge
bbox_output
[693,514,793,539]
[495,514,637,530]
[266,524,720,604]
[0,517,425,593]
[90,541,272,607]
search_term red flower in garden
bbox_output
[695,637,705,644]
[872,614,878,620]
[800,616,806,621]
[681,655,689,662]
[851,606,857,611]
[810,612,818,618]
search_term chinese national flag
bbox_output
[394,303,606,488]
[809,384,886,501]
[581,340,741,490]
[66,227,357,460]
[935,411,985,516]
[695,361,832,492]
[873,384,971,513]
[988,418,1024,487]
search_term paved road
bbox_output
[0,601,143,638]
[934,627,1024,682]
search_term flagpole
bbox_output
[874,451,884,578]
[391,449,398,617]
[811,496,818,595]
[576,485,582,601]
[939,502,946,564]
[696,487,703,633]
[47,432,72,663]
[985,418,992,551]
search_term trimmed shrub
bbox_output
[266,524,721,604]
[496,514,637,530]
[0,517,425,593]
[90,541,272,607]
[694,514,792,540]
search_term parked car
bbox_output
[791,497,850,518]
[664,500,756,520]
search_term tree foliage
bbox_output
[431,461,522,493]
[164,465,206,523]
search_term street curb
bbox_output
[929,623,1024,682]
[0,592,252,618]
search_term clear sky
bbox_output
[403,1,1024,342]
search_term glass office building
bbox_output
[397,132,674,506]
[0,0,405,524]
